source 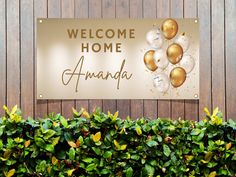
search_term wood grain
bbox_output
[88,0,103,113]
[157,0,171,119]
[34,0,48,118]
[116,0,131,119]
[225,0,236,120]
[183,0,199,121]
[143,0,158,119]
[130,0,144,118]
[47,0,62,115]
[170,0,185,120]
[61,0,75,118]
[75,0,89,112]
[21,0,34,118]
[198,0,211,119]
[211,0,226,119]
[0,0,6,115]
[102,0,117,114]
[7,0,20,108]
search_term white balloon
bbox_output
[153,73,170,92]
[179,54,195,73]
[175,33,190,52]
[146,29,163,49]
[154,49,169,69]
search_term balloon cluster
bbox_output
[143,18,195,93]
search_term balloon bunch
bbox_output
[143,18,195,93]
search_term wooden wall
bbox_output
[0,0,235,121]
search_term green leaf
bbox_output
[190,128,201,135]
[45,144,54,152]
[86,163,96,172]
[35,137,46,148]
[103,151,112,158]
[101,169,110,175]
[163,144,171,157]
[125,167,133,177]
[60,116,68,128]
[92,147,101,155]
[68,147,75,161]
[144,164,155,176]
[43,129,56,140]
[83,158,94,163]
[146,140,158,147]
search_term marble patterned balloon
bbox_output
[154,49,169,69]
[175,33,190,52]
[179,54,195,73]
[146,29,164,49]
[153,73,170,92]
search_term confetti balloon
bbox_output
[154,49,169,69]
[175,33,190,52]
[161,18,178,40]
[146,29,163,49]
[166,43,183,64]
[153,73,170,92]
[179,54,195,73]
[144,50,158,71]
[170,67,186,87]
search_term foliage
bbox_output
[0,105,235,177]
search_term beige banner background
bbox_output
[37,19,199,99]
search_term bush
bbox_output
[0,105,235,177]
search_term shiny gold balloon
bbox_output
[161,18,178,40]
[170,67,186,88]
[166,43,183,64]
[144,50,158,71]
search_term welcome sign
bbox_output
[37,19,199,99]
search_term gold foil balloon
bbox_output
[170,67,186,87]
[166,43,183,64]
[144,50,158,71]
[161,18,178,40]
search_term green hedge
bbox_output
[0,106,236,177]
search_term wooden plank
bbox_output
[183,0,199,121]
[143,0,158,119]
[34,0,48,118]
[0,0,6,115]
[226,0,236,120]
[102,0,117,114]
[21,0,34,118]
[74,0,89,112]
[116,0,130,119]
[130,0,144,119]
[88,0,103,113]
[198,0,211,119]
[157,0,171,119]
[47,0,62,115]
[61,0,75,118]
[211,0,225,119]
[7,0,20,109]
[75,0,88,19]
[170,0,185,120]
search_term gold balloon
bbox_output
[143,50,158,71]
[161,18,178,40]
[166,43,183,64]
[170,67,186,88]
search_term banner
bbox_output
[37,19,199,99]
